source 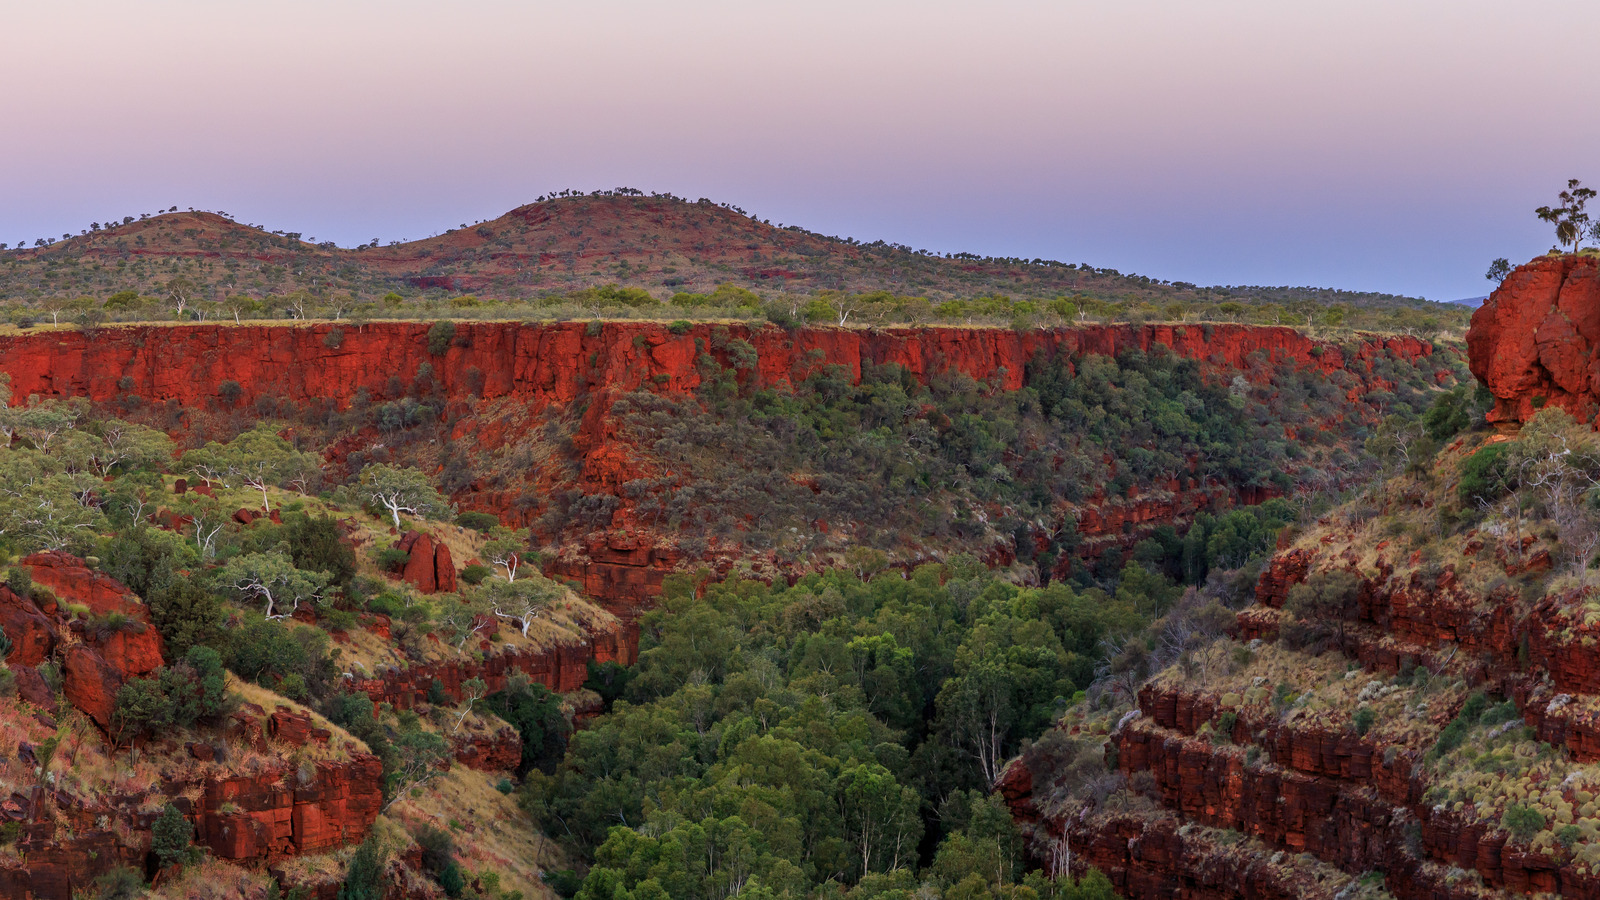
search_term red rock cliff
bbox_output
[0,321,1430,411]
[1469,253,1600,426]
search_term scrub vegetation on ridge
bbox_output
[0,191,1466,338]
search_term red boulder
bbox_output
[61,645,123,730]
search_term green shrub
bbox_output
[366,592,405,617]
[339,832,390,900]
[375,548,411,570]
[1353,706,1376,736]
[1503,804,1546,842]
[1423,384,1480,442]
[152,803,198,869]
[4,568,31,599]
[427,321,456,356]
[668,320,693,335]
[1459,441,1515,506]
[1430,693,1489,760]
[459,564,492,586]
[415,825,463,896]
[113,645,230,739]
[541,870,583,898]
[149,579,223,658]
[455,512,500,533]
[1481,700,1521,727]
[90,867,144,900]
[1214,710,1238,743]
[284,514,357,587]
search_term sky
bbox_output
[4,1,1598,302]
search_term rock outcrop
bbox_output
[452,727,521,772]
[196,754,385,861]
[0,748,387,900]
[395,530,457,594]
[349,619,638,708]
[0,554,166,730]
[1469,253,1600,426]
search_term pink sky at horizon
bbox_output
[3,1,1597,301]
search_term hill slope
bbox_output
[1,193,1441,312]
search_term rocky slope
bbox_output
[0,551,633,900]
[1003,254,1600,899]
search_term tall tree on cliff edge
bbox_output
[1536,178,1596,254]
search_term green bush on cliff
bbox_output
[1504,804,1548,843]
[152,803,199,870]
[1458,441,1515,507]
[427,320,456,355]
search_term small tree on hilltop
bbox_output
[359,464,452,528]
[1536,179,1596,254]
[1485,257,1512,285]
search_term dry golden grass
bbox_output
[1154,640,1462,749]
[389,766,565,900]
[148,858,276,900]
[228,674,370,759]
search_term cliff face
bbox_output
[0,321,1439,610]
[0,321,1429,411]
[1469,254,1600,426]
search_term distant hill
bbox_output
[1450,295,1488,308]
[1,191,1443,312]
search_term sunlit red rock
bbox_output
[1469,254,1600,425]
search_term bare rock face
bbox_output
[1468,254,1600,426]
[20,552,164,679]
[395,531,457,594]
[60,644,123,730]
[197,754,385,860]
[0,554,167,729]
[452,727,521,771]
[348,620,639,709]
[0,586,56,667]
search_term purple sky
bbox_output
[4,1,1599,302]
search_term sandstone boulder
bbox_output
[0,586,56,667]
[61,645,123,730]
[396,531,457,594]
[19,552,164,678]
